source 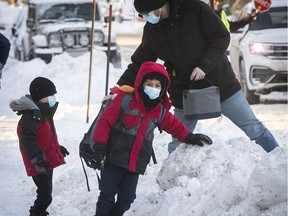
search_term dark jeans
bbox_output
[95,163,139,216]
[31,170,53,214]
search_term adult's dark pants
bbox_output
[95,163,139,216]
[31,170,53,214]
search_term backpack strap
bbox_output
[157,104,166,133]
[120,93,132,110]
[79,155,91,191]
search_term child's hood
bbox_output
[134,62,171,109]
[9,95,39,112]
[134,62,171,91]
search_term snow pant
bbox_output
[168,90,279,153]
[95,163,139,216]
[31,170,53,214]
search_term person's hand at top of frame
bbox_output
[249,10,260,21]
[190,67,206,81]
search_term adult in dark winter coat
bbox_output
[116,0,279,153]
[10,77,69,216]
[0,33,10,88]
[92,61,212,216]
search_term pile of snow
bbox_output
[136,141,287,216]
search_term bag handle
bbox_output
[188,79,213,90]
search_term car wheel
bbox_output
[110,49,122,69]
[15,48,22,61]
[28,49,35,61]
[240,59,260,104]
[15,42,25,61]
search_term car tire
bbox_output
[28,49,35,61]
[110,48,122,69]
[15,48,22,61]
[240,59,260,104]
[15,40,25,61]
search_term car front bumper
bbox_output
[245,55,287,93]
[34,45,118,61]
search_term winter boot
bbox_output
[29,206,49,216]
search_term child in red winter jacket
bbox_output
[92,61,213,216]
[9,77,69,216]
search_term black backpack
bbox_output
[79,93,165,191]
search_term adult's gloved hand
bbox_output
[244,10,260,22]
[60,145,70,157]
[92,144,107,170]
[31,155,52,174]
[183,133,213,146]
[250,10,260,21]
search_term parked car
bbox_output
[11,0,122,68]
[230,0,287,104]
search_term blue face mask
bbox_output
[143,10,161,24]
[47,95,57,107]
[144,86,161,100]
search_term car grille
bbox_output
[251,67,287,84]
[49,29,104,50]
[266,43,288,60]
[63,30,91,49]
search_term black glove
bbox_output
[246,10,260,22]
[31,155,52,174]
[92,144,107,170]
[60,145,70,157]
[183,133,213,146]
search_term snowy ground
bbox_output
[0,2,287,216]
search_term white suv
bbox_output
[230,0,287,104]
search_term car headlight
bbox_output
[64,34,75,47]
[93,30,104,44]
[249,42,273,55]
[79,34,89,46]
[48,33,62,47]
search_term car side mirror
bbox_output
[104,16,115,23]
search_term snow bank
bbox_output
[125,138,287,216]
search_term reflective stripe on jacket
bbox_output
[220,10,230,32]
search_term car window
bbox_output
[249,7,288,30]
[38,3,101,22]
[28,5,36,21]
